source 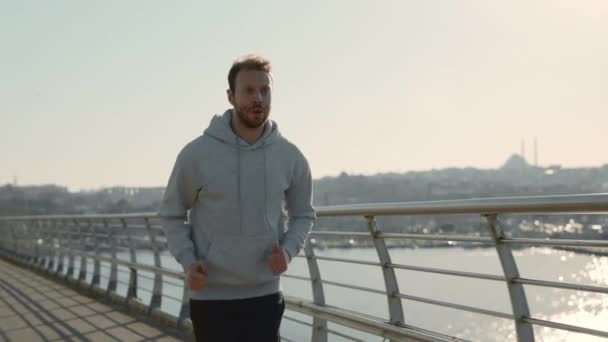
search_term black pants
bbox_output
[190,292,285,342]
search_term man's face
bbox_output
[228,70,272,129]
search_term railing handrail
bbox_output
[2,193,608,341]
[316,193,608,216]
[0,212,158,221]
[2,193,608,221]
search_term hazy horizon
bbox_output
[3,1,607,190]
[6,153,606,193]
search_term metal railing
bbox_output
[1,193,608,341]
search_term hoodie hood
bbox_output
[204,109,280,150]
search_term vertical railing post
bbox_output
[65,219,77,279]
[485,214,534,342]
[105,218,118,295]
[78,219,90,283]
[39,220,50,269]
[47,220,57,272]
[0,221,4,253]
[304,240,328,342]
[13,221,22,259]
[144,217,163,314]
[10,221,18,258]
[121,218,138,301]
[366,215,405,334]
[91,219,101,288]
[56,219,66,274]
[39,220,50,268]
[178,280,190,326]
[23,220,34,262]
[33,220,42,265]
[29,220,38,262]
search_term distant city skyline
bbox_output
[2,1,607,190]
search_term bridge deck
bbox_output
[0,259,184,342]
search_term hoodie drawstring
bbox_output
[237,141,243,234]
[262,145,276,243]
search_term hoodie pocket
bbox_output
[205,235,278,286]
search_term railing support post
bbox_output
[144,217,163,314]
[91,219,101,288]
[56,219,66,274]
[33,220,42,265]
[78,220,90,283]
[366,215,405,336]
[304,240,328,342]
[65,219,76,279]
[105,218,118,295]
[485,214,535,342]
[121,218,138,301]
[39,220,50,269]
[47,220,57,272]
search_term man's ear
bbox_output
[226,89,235,106]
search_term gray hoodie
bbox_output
[160,109,316,300]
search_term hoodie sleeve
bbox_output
[282,154,316,261]
[159,146,199,272]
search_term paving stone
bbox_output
[84,314,118,330]
[126,322,162,338]
[64,318,98,334]
[5,327,44,342]
[84,331,118,342]
[106,326,145,341]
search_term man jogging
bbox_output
[160,55,316,341]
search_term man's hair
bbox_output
[227,55,272,92]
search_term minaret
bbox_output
[520,140,526,162]
[534,137,538,166]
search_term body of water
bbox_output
[73,246,607,342]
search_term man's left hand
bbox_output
[267,245,289,274]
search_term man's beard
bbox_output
[234,104,270,129]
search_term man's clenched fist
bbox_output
[187,261,208,291]
[267,245,289,274]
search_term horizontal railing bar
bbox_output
[113,269,185,287]
[4,194,608,222]
[312,257,510,284]
[285,295,463,342]
[315,193,608,216]
[396,293,513,319]
[389,263,505,281]
[162,293,184,302]
[309,231,370,237]
[282,274,311,282]
[52,231,158,239]
[524,317,608,338]
[313,256,381,267]
[50,247,184,279]
[515,278,608,294]
[379,233,493,243]
[131,287,153,294]
[321,279,387,296]
[502,238,608,248]
[162,278,186,288]
[0,213,159,221]
[116,279,133,287]
[283,315,313,327]
[45,225,164,233]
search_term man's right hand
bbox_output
[187,261,208,291]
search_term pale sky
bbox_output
[2,0,607,191]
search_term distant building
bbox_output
[501,154,531,170]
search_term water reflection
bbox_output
[79,246,607,342]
